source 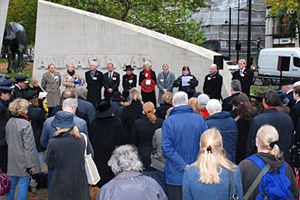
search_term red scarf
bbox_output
[265,106,278,110]
[143,69,152,80]
[24,114,32,124]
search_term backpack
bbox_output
[245,156,294,200]
[0,169,11,196]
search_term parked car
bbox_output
[225,61,239,73]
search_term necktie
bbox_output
[240,70,243,76]
[109,73,112,82]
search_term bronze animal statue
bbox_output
[3,22,27,73]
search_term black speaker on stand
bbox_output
[214,55,224,70]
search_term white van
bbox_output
[258,48,300,78]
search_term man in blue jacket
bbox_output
[205,99,238,163]
[162,91,208,200]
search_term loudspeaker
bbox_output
[214,55,224,70]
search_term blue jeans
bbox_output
[6,176,30,200]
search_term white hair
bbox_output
[238,59,246,64]
[108,145,143,175]
[90,61,98,67]
[62,98,78,109]
[293,81,300,88]
[173,91,188,107]
[197,94,210,109]
[206,99,222,112]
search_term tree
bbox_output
[47,0,207,46]
[265,0,299,41]
[6,0,38,46]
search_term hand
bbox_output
[108,88,113,93]
[38,96,43,100]
[184,165,189,170]
[26,167,34,174]
[163,89,167,93]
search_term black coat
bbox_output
[246,108,294,163]
[122,74,137,99]
[46,131,91,200]
[222,92,241,111]
[103,71,120,99]
[27,106,45,152]
[89,116,128,187]
[85,70,103,106]
[156,103,172,120]
[232,68,254,96]
[203,72,223,100]
[0,98,10,146]
[139,70,157,106]
[13,85,25,99]
[28,86,45,111]
[131,116,163,171]
[174,74,199,99]
[289,101,300,129]
[121,101,143,138]
[286,91,295,109]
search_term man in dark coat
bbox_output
[290,86,300,129]
[222,80,242,111]
[0,86,12,172]
[89,100,128,188]
[232,59,254,96]
[13,76,28,99]
[85,61,103,107]
[103,63,120,100]
[246,90,294,163]
[205,99,238,163]
[122,65,137,100]
[203,64,223,100]
[281,79,295,109]
[76,87,96,124]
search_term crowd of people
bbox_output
[0,58,300,200]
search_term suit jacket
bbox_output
[246,108,293,164]
[85,70,103,106]
[203,72,223,100]
[232,68,254,96]
[103,71,120,99]
[157,71,175,104]
[222,92,241,111]
[41,71,61,107]
[289,101,300,129]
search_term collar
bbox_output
[296,100,300,104]
[287,89,293,94]
[265,106,278,110]
[210,71,217,77]
[15,84,21,89]
[240,68,245,73]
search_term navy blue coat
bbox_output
[246,108,293,163]
[205,112,238,163]
[162,105,208,185]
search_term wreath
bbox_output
[141,79,156,93]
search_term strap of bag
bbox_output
[229,170,239,200]
[80,133,87,156]
[243,163,271,200]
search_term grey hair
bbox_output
[108,145,143,175]
[238,59,246,64]
[76,87,88,97]
[197,94,210,109]
[231,79,241,92]
[162,64,169,69]
[206,99,222,112]
[90,61,98,67]
[173,91,188,107]
[62,98,78,109]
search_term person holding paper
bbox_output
[174,66,199,99]
[122,65,137,100]
[139,61,157,107]
[28,77,46,112]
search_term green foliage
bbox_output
[6,0,38,45]
[265,0,299,39]
[47,0,207,46]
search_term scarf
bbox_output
[182,73,190,76]
[143,69,152,80]
[68,70,75,77]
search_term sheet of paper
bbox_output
[182,76,190,86]
[146,80,151,85]
[39,92,48,98]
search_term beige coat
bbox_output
[41,71,61,107]
[6,117,41,176]
[62,71,85,89]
